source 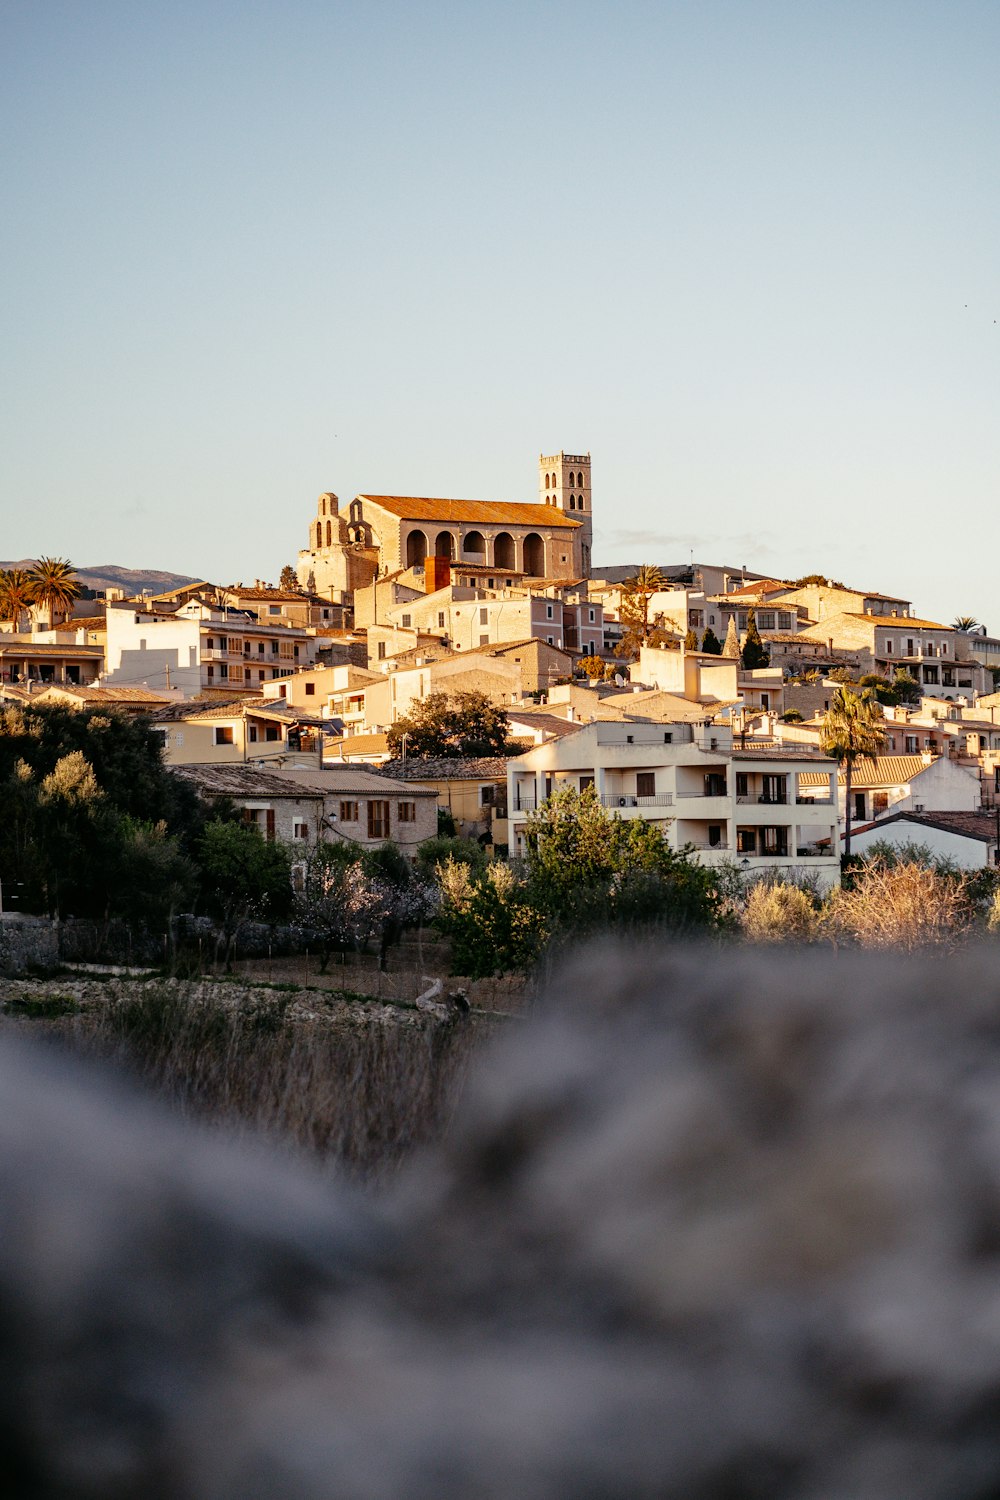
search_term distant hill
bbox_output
[0,562,202,596]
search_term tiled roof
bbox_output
[172,765,323,799]
[488,638,572,658]
[323,732,390,758]
[723,579,791,596]
[379,756,511,781]
[849,614,951,630]
[269,766,436,798]
[223,587,309,602]
[854,810,1000,844]
[799,754,929,788]
[46,685,169,704]
[358,495,581,529]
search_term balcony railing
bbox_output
[796,795,833,805]
[601,794,674,809]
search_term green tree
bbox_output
[279,564,301,592]
[892,668,921,705]
[819,684,887,857]
[578,654,606,681]
[700,626,722,654]
[0,568,37,631]
[386,690,516,758]
[197,819,293,966]
[740,607,770,670]
[29,556,80,628]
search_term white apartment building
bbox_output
[104,599,317,697]
[508,720,841,891]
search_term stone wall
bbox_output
[0,915,59,975]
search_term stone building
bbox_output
[296,452,591,600]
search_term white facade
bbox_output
[849,815,999,869]
[508,721,841,891]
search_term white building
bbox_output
[508,720,841,891]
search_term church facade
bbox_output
[297,451,592,601]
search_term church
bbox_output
[297,451,593,602]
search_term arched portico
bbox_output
[434,531,456,561]
[494,531,515,570]
[462,530,486,560]
[523,532,545,577]
[405,530,428,568]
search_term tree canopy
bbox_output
[740,607,770,670]
[386,691,516,759]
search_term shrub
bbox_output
[742,881,818,943]
[824,862,975,951]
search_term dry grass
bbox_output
[824,861,976,951]
[9,977,497,1181]
[741,881,819,943]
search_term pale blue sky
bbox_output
[2,2,997,626]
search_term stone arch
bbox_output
[494,532,515,569]
[523,532,545,577]
[406,530,428,568]
[434,531,455,561]
[463,529,486,559]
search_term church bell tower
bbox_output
[539,451,592,576]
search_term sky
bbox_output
[1,1,997,627]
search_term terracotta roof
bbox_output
[853,810,1000,844]
[358,495,581,529]
[172,765,324,799]
[269,766,436,798]
[723,579,791,596]
[323,732,390,759]
[487,638,572,659]
[223,587,310,602]
[799,754,930,789]
[849,614,951,630]
[40,685,169,705]
[379,756,512,781]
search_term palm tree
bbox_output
[614,565,671,658]
[953,615,980,633]
[29,556,80,629]
[0,568,37,632]
[820,684,887,858]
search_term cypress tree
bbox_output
[701,627,722,655]
[741,607,770,670]
[722,616,741,658]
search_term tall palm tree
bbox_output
[0,568,37,632]
[30,556,80,629]
[820,684,887,858]
[953,615,980,633]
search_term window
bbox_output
[589,608,595,622]
[480,785,495,805]
[398,801,416,823]
[367,800,389,839]
[377,642,386,660]
[479,634,489,647]
[269,605,281,616]
[271,641,279,654]
[339,800,359,822]
[636,772,655,798]
[761,773,787,804]
[480,608,488,625]
[758,612,775,630]
[708,825,722,847]
[736,773,749,799]
[265,726,280,741]
[248,725,258,743]
[737,828,757,854]
[293,821,310,840]
[905,735,918,753]
[305,682,315,695]
[219,664,228,680]
[546,604,554,619]
[401,614,411,627]
[579,774,594,792]
[760,826,788,856]
[438,612,445,629]
[778,613,792,630]
[214,726,233,745]
[206,637,215,650]
[885,640,893,655]
[663,732,672,744]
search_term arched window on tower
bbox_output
[544,473,550,490]
[551,472,557,489]
[326,520,332,547]
[578,471,585,487]
[315,522,322,549]
[569,497,576,510]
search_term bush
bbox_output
[824,862,975,950]
[742,881,818,943]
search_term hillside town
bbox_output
[3,447,1000,898]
